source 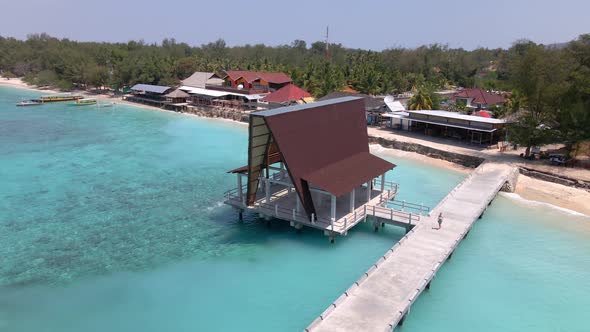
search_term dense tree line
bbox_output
[0,33,502,96]
[504,35,590,156]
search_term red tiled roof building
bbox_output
[261,84,311,104]
[451,88,506,109]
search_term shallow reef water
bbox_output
[1,86,589,331]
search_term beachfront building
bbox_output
[260,84,313,106]
[180,71,224,89]
[450,88,506,111]
[223,97,425,242]
[179,70,293,111]
[317,91,388,125]
[163,88,190,111]
[384,110,510,145]
[125,84,173,106]
[220,70,292,92]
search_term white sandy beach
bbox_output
[1,76,587,217]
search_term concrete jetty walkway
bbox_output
[306,162,518,332]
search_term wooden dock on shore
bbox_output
[306,162,518,332]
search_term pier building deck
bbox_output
[224,171,427,237]
[306,162,518,331]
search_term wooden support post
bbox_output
[380,173,385,192]
[238,210,243,221]
[399,313,406,327]
[296,195,301,213]
[331,194,336,222]
[366,181,371,202]
[265,178,270,203]
[350,188,355,213]
[237,173,243,203]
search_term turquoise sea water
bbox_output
[1,86,589,331]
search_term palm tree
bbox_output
[408,87,433,110]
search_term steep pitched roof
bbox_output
[224,70,292,84]
[181,72,223,88]
[452,88,506,105]
[255,97,395,215]
[302,152,394,197]
[261,84,311,103]
[317,91,385,111]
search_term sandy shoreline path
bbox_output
[1,76,588,217]
[0,77,248,126]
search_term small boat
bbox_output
[73,98,97,106]
[16,100,43,107]
[35,94,84,103]
[97,102,116,108]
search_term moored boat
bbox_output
[97,102,116,108]
[16,100,43,107]
[73,98,97,106]
[34,94,84,103]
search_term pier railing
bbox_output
[365,204,421,224]
[372,178,399,194]
[223,184,248,205]
[387,199,430,215]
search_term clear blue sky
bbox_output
[2,0,589,50]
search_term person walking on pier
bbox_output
[437,212,443,230]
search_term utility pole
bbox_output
[325,26,330,60]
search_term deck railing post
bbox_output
[275,204,279,217]
[292,208,296,220]
[409,212,412,224]
[350,188,355,213]
[237,173,243,203]
[402,200,406,210]
[390,209,393,221]
[311,213,315,224]
[331,194,337,222]
[265,178,271,203]
[344,217,347,229]
[354,211,357,222]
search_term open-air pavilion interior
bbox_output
[384,110,509,145]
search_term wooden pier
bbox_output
[306,162,519,332]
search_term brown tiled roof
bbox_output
[224,70,292,84]
[452,88,506,105]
